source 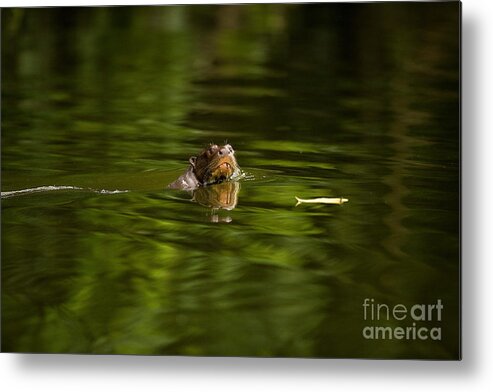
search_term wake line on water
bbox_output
[1,185,129,199]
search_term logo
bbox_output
[362,298,443,341]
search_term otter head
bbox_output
[190,144,240,186]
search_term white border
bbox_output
[2,0,493,391]
[0,0,461,6]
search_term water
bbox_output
[1,3,460,358]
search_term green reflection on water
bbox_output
[2,3,459,358]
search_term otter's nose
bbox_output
[218,146,231,156]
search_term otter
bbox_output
[168,144,241,190]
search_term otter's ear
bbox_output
[189,156,197,167]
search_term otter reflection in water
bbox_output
[168,144,242,221]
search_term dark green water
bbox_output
[1,3,460,358]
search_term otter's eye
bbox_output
[225,144,234,153]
